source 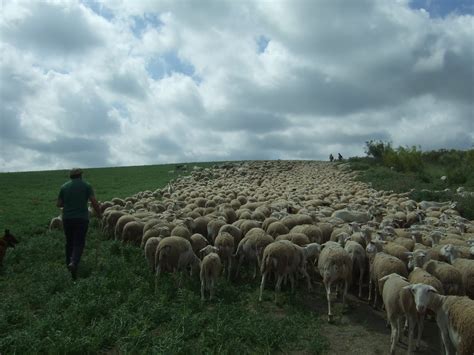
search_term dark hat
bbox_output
[69,168,83,177]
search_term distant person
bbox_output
[57,168,101,280]
[329,154,334,162]
[338,153,343,161]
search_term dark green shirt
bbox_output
[58,178,94,220]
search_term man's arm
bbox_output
[89,196,102,219]
[57,198,64,208]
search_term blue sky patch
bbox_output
[131,13,163,37]
[146,51,196,80]
[409,0,474,17]
[257,35,270,53]
[81,0,114,20]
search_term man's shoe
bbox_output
[68,263,77,280]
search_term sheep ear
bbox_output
[427,285,439,294]
[379,275,390,282]
[403,285,414,291]
[404,252,413,257]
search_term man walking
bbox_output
[57,168,101,280]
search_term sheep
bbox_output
[214,232,234,280]
[218,224,243,249]
[190,233,209,257]
[368,252,408,308]
[266,221,290,238]
[290,224,324,243]
[275,233,310,246]
[344,240,366,298]
[441,244,474,299]
[234,231,274,279]
[318,241,353,322]
[407,285,474,355]
[170,225,192,240]
[259,240,321,301]
[407,268,445,350]
[262,217,279,231]
[331,209,371,224]
[199,245,222,301]
[144,237,162,271]
[0,229,19,267]
[114,215,136,240]
[280,214,313,230]
[409,267,444,294]
[49,215,63,231]
[154,236,201,284]
[379,273,419,354]
[122,221,145,246]
[193,216,211,238]
[423,260,465,296]
[406,249,431,270]
[207,218,227,243]
[103,210,126,238]
[393,236,415,252]
[382,242,410,265]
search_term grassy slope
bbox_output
[348,158,474,219]
[0,163,327,354]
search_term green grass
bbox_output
[348,156,474,219]
[0,162,328,354]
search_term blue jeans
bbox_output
[63,218,89,267]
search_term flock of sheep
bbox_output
[49,161,474,354]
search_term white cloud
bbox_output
[0,0,472,172]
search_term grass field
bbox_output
[347,153,474,220]
[0,163,328,354]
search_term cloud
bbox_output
[1,1,105,55]
[0,0,472,172]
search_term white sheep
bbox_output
[407,284,474,355]
[155,236,200,285]
[199,245,222,301]
[441,244,474,298]
[423,260,465,296]
[214,232,234,280]
[367,250,408,308]
[259,240,320,302]
[234,230,273,279]
[344,240,366,298]
[318,241,352,322]
[331,209,371,224]
[144,236,162,272]
[379,273,419,354]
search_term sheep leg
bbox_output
[373,281,379,309]
[301,267,312,291]
[358,265,364,298]
[259,271,267,302]
[154,264,162,293]
[389,319,398,355]
[407,315,415,354]
[342,278,349,311]
[227,256,232,281]
[325,281,333,323]
[201,278,206,301]
[210,279,215,300]
[416,313,425,350]
[289,273,295,293]
[368,276,372,302]
[275,274,283,302]
[235,255,244,278]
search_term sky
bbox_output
[1,0,473,172]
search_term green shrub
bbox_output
[364,140,391,161]
[447,167,468,185]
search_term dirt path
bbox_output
[302,282,442,354]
